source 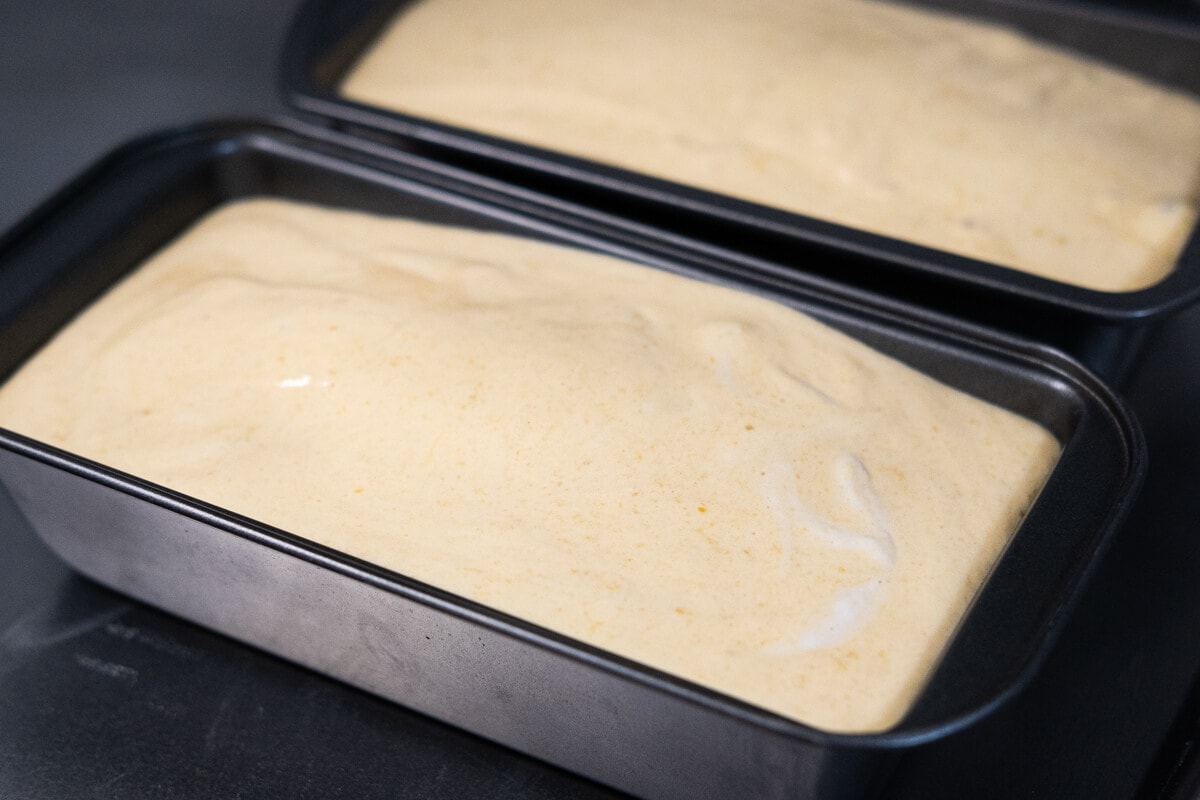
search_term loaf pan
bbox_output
[280,0,1200,379]
[0,121,1145,799]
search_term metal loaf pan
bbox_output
[0,122,1144,800]
[280,0,1200,380]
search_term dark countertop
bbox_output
[2,2,1199,798]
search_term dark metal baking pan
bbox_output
[280,0,1200,378]
[0,121,1144,800]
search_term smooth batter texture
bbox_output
[341,0,1200,291]
[0,199,1060,732]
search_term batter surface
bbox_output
[342,0,1200,291]
[0,199,1060,732]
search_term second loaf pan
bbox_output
[0,121,1144,799]
[281,0,1200,380]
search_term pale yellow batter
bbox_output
[0,198,1060,732]
[341,0,1200,291]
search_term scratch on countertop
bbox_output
[72,651,139,683]
[104,620,200,660]
[203,691,236,756]
[0,601,130,655]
